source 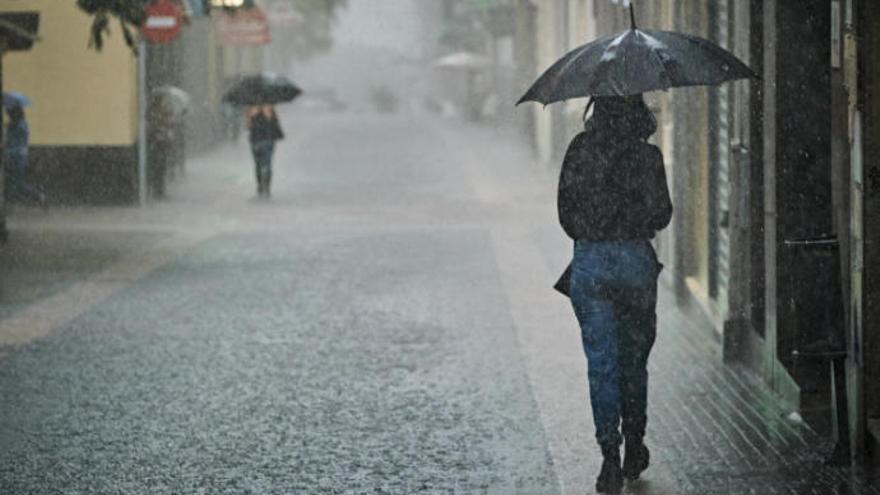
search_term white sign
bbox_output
[145,16,178,29]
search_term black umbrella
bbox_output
[517,5,756,105]
[222,72,302,106]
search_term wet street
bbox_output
[1,111,878,494]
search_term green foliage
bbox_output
[76,0,348,58]
[76,0,149,51]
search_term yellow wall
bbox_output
[2,0,138,146]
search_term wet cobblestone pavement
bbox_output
[1,113,878,494]
[0,231,556,494]
[646,290,880,495]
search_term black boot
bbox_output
[596,444,623,494]
[623,436,650,481]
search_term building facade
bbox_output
[516,0,880,463]
[2,0,140,204]
[0,1,264,206]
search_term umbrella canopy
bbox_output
[517,6,756,105]
[3,91,31,109]
[222,72,302,106]
[432,52,491,71]
[152,85,191,118]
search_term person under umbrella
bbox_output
[518,4,755,493]
[223,73,299,198]
[4,104,45,207]
[558,96,671,493]
[245,105,283,198]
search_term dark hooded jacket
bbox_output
[249,111,284,143]
[557,97,672,242]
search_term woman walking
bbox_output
[246,105,283,198]
[557,95,672,493]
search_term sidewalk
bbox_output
[0,228,155,320]
[439,118,880,494]
[0,140,246,350]
[650,290,879,494]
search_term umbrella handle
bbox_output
[630,3,637,30]
[582,98,595,123]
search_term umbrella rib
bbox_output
[584,33,628,95]
[648,46,675,89]
[553,44,602,98]
[517,28,755,103]
[634,31,676,90]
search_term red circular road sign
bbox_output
[141,0,183,44]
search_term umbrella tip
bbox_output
[629,3,636,30]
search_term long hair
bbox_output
[583,95,656,141]
[246,105,277,128]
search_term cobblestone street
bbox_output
[1,112,877,494]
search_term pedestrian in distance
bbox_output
[148,98,175,199]
[246,105,284,198]
[3,105,46,207]
[557,95,672,493]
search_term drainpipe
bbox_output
[0,44,6,243]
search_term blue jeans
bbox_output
[569,239,659,447]
[250,140,275,194]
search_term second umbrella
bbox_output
[3,91,31,109]
[223,72,302,106]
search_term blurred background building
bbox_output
[2,0,142,204]
[0,0,270,204]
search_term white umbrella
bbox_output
[432,52,491,71]
[152,85,191,118]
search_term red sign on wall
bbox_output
[267,1,301,27]
[141,0,183,44]
[216,8,270,45]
